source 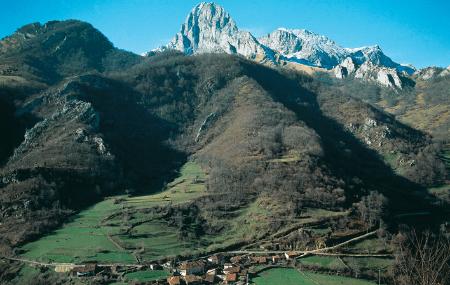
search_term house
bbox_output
[284,251,297,260]
[225,273,238,284]
[251,256,267,264]
[71,264,97,277]
[223,266,240,275]
[179,260,205,276]
[207,268,217,275]
[204,274,216,284]
[163,261,173,268]
[223,263,233,269]
[271,255,281,263]
[167,276,181,285]
[207,255,221,264]
[230,255,242,264]
[184,274,202,284]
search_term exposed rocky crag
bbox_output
[153,2,416,88]
[154,2,276,63]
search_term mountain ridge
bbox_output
[151,2,416,88]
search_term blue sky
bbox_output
[1,0,449,68]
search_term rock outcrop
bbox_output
[414,66,444,80]
[333,57,404,88]
[355,61,403,88]
[441,66,450,77]
[333,57,357,79]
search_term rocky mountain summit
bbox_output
[154,2,275,63]
[259,28,347,68]
[153,2,415,88]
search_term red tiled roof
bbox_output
[226,273,237,282]
[167,276,181,285]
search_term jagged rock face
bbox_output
[441,66,450,77]
[153,2,415,88]
[333,57,356,79]
[161,2,274,61]
[413,66,450,80]
[259,28,346,68]
[259,30,414,76]
[346,45,397,68]
[333,57,404,88]
[355,61,403,88]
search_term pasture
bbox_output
[252,268,377,285]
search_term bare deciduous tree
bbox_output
[393,230,450,285]
[355,191,387,230]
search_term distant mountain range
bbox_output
[151,2,422,88]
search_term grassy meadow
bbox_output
[20,197,135,263]
[124,270,169,282]
[252,268,377,285]
[19,161,208,263]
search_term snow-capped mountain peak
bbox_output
[157,2,275,62]
[259,28,347,68]
[150,2,417,88]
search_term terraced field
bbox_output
[19,160,283,262]
[19,161,208,263]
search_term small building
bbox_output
[230,255,242,264]
[71,264,97,277]
[223,263,233,269]
[207,268,217,275]
[284,251,297,260]
[179,260,205,276]
[251,256,267,264]
[225,273,238,284]
[204,274,216,284]
[207,255,221,264]
[271,255,281,263]
[163,261,173,268]
[167,276,181,285]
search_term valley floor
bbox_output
[12,160,394,284]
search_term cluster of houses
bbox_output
[164,251,299,285]
[61,251,301,284]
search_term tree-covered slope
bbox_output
[0,20,446,260]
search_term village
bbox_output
[2,230,384,284]
[163,251,299,285]
[63,251,301,285]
